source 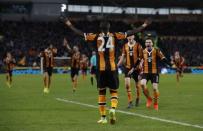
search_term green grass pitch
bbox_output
[0,74,203,131]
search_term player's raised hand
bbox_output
[65,19,72,26]
[63,38,72,50]
[143,18,152,27]
[63,38,68,46]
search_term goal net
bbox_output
[40,57,71,74]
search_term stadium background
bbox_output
[0,0,203,74]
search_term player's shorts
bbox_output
[90,66,97,75]
[124,68,140,82]
[176,67,183,73]
[6,70,13,77]
[44,67,53,76]
[82,68,87,74]
[97,70,119,89]
[141,73,159,83]
[71,68,79,78]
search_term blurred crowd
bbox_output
[0,19,203,68]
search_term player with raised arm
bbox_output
[171,51,185,83]
[129,38,171,111]
[39,44,57,93]
[63,38,81,92]
[117,34,143,108]
[63,18,151,124]
[3,52,15,88]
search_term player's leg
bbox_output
[132,71,141,107]
[108,71,119,124]
[124,68,133,108]
[90,67,95,86]
[152,83,159,110]
[73,68,79,92]
[125,77,133,108]
[135,81,141,106]
[47,68,52,89]
[43,72,49,93]
[82,69,87,80]
[97,88,107,124]
[141,74,152,108]
[97,71,107,124]
[152,74,159,110]
[180,67,184,77]
[176,69,180,83]
[6,71,11,88]
[73,74,78,92]
[90,74,94,86]
[70,68,76,92]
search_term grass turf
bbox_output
[0,74,203,131]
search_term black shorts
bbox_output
[91,66,97,75]
[71,68,79,78]
[97,70,119,89]
[6,70,13,77]
[176,67,183,73]
[124,68,140,82]
[44,67,53,76]
[142,73,159,83]
[82,68,87,74]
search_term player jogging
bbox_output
[3,52,15,88]
[129,38,171,111]
[63,38,81,92]
[39,44,57,93]
[171,51,185,83]
[117,34,143,108]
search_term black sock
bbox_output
[91,77,93,85]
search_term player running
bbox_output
[63,38,81,92]
[63,18,151,124]
[39,44,57,93]
[117,34,143,108]
[129,38,171,111]
[3,52,15,88]
[171,51,185,83]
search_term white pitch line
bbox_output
[56,98,203,129]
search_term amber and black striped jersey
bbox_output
[142,47,165,74]
[172,56,184,68]
[41,48,57,68]
[71,52,80,69]
[4,57,15,71]
[80,58,88,69]
[84,32,127,71]
[122,42,143,69]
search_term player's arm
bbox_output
[158,49,172,67]
[65,19,84,37]
[128,47,143,75]
[52,47,57,55]
[117,45,126,67]
[128,58,142,75]
[39,51,46,59]
[63,38,73,53]
[12,58,16,64]
[117,54,125,67]
[181,57,185,65]
[126,19,152,36]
